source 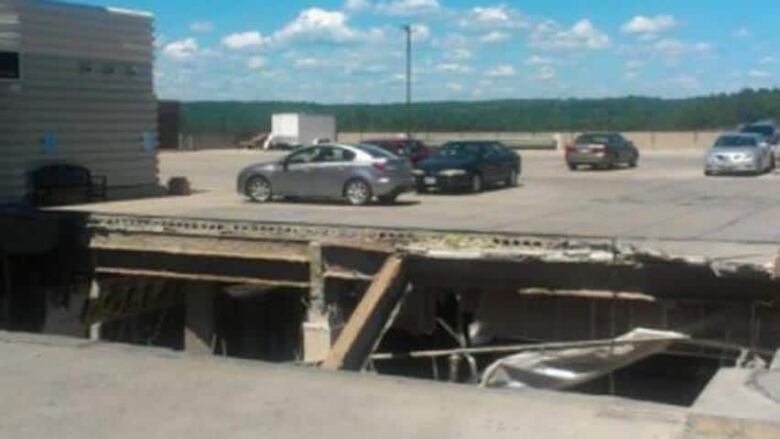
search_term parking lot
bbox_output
[66,148,777,250]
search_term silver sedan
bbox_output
[704,133,776,176]
[237,144,414,205]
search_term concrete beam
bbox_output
[322,255,407,371]
[90,232,309,262]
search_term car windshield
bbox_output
[355,143,399,159]
[714,136,758,148]
[740,125,775,138]
[436,142,483,157]
[575,134,612,144]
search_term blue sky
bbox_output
[72,0,779,102]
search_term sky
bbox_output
[71,0,780,103]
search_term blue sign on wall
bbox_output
[142,132,157,152]
[41,132,56,154]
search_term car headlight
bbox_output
[412,169,425,176]
[438,169,467,177]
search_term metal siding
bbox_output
[0,0,158,202]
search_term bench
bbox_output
[29,164,107,206]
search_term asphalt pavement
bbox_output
[61,149,780,264]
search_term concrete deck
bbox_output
[687,368,780,437]
[59,150,780,268]
[0,332,690,438]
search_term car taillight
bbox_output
[591,146,605,153]
[565,144,575,153]
[372,162,388,172]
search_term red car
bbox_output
[362,138,432,166]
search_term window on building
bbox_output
[79,62,94,74]
[0,51,20,80]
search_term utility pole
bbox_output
[402,24,412,139]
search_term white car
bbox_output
[704,133,775,176]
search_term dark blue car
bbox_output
[413,141,521,193]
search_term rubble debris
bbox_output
[481,328,688,390]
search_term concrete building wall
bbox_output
[0,0,159,203]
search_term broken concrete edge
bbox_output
[75,211,780,281]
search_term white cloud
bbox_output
[733,27,750,38]
[346,64,388,75]
[344,0,371,11]
[536,66,556,81]
[376,0,441,16]
[411,23,431,41]
[223,31,267,50]
[436,63,473,74]
[294,57,326,68]
[163,38,198,59]
[666,75,699,89]
[246,56,267,70]
[485,64,516,77]
[461,5,526,29]
[748,70,771,79]
[625,71,638,81]
[652,39,711,57]
[759,56,776,65]
[273,8,384,44]
[625,60,644,69]
[275,8,356,42]
[190,21,214,33]
[446,82,464,92]
[621,15,676,35]
[480,31,511,43]
[531,19,609,51]
[525,55,554,66]
[447,48,472,60]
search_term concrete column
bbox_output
[88,280,102,341]
[302,243,333,363]
[184,282,217,354]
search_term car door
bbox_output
[275,146,321,196]
[312,146,358,198]
[611,135,627,162]
[481,143,505,184]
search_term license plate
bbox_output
[424,177,436,185]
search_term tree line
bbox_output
[174,88,780,135]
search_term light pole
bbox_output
[402,24,412,139]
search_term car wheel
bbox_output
[245,176,272,203]
[415,185,428,194]
[567,163,577,171]
[628,158,638,168]
[344,179,373,206]
[704,170,713,177]
[506,168,519,187]
[470,173,483,193]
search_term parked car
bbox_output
[261,134,302,151]
[565,132,639,170]
[238,133,269,149]
[362,138,433,166]
[740,121,779,165]
[704,133,775,176]
[237,143,413,205]
[413,141,521,193]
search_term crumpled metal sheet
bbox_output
[481,328,688,391]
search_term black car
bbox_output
[414,141,521,193]
[565,132,639,170]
